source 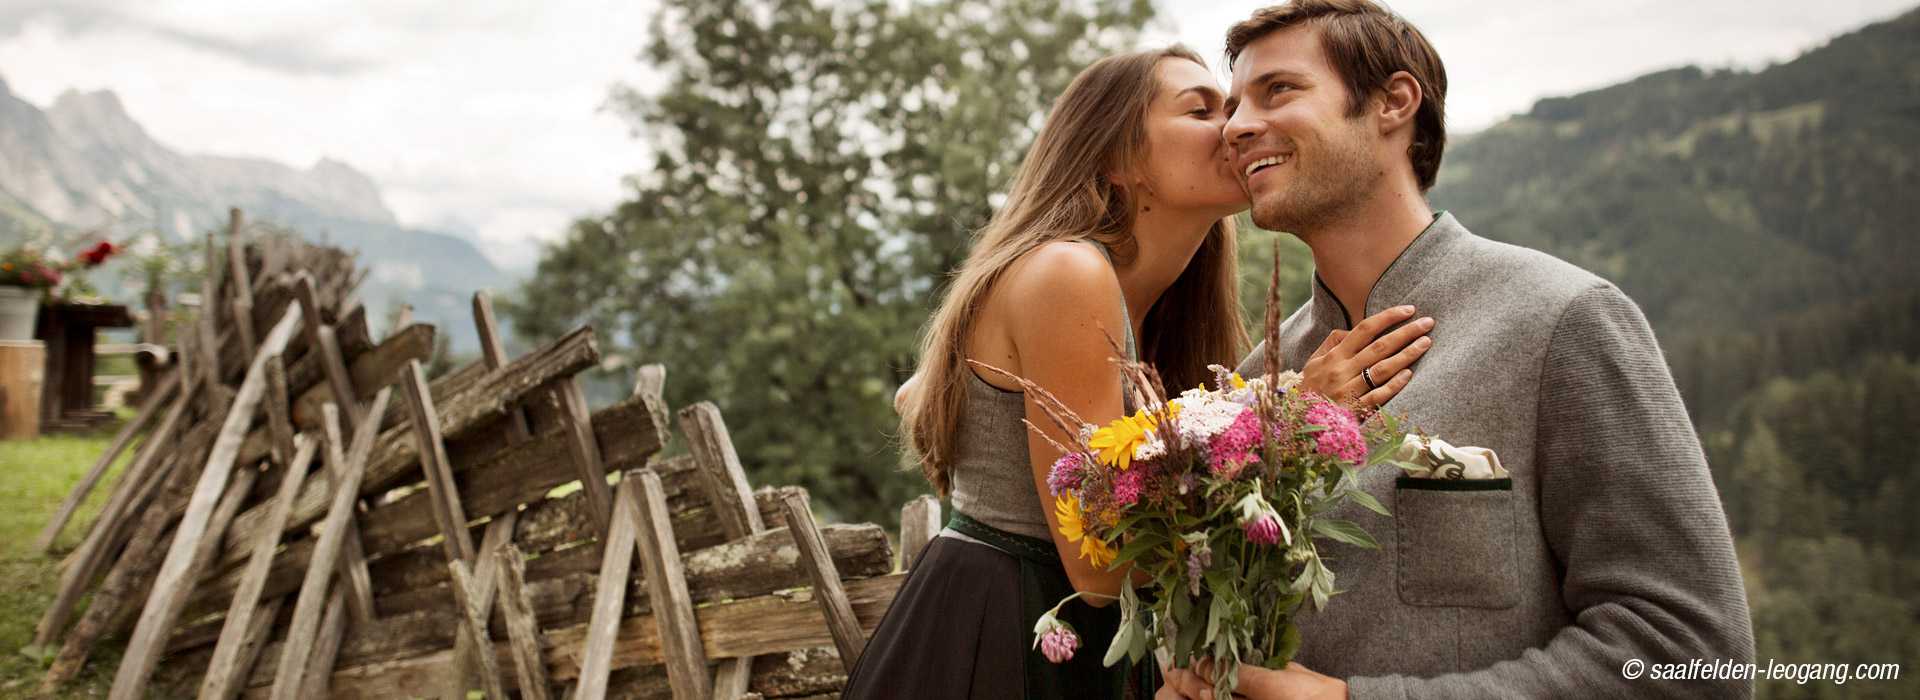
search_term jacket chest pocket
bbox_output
[1394,477,1519,609]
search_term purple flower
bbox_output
[1185,540,1212,596]
[1304,399,1367,463]
[1047,452,1088,497]
[1207,410,1264,478]
[1235,485,1290,547]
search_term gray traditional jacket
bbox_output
[1237,212,1754,699]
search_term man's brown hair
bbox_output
[1227,0,1448,191]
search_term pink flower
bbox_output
[1304,399,1367,463]
[1244,515,1282,546]
[1207,409,1264,478]
[1033,615,1081,664]
[1047,452,1088,497]
[1111,465,1146,507]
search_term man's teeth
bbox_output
[1244,155,1290,177]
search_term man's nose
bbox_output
[1225,105,1264,147]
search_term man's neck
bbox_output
[1301,183,1434,326]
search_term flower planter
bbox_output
[0,285,41,341]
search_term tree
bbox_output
[505,0,1156,524]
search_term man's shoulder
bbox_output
[1453,225,1616,314]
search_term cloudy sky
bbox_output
[1,0,1911,272]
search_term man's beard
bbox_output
[1247,121,1377,235]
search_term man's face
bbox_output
[1224,24,1381,235]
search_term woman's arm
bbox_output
[996,242,1138,606]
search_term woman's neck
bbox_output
[1113,204,1216,331]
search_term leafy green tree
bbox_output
[506,0,1154,524]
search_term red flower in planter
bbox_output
[79,241,118,267]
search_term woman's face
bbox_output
[1132,58,1249,218]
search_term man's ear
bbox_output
[1376,70,1422,136]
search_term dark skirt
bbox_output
[842,512,1153,699]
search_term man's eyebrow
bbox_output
[1227,69,1308,112]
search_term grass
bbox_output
[0,422,137,697]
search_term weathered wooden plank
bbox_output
[212,325,597,570]
[107,305,303,700]
[602,647,846,700]
[449,559,511,700]
[576,477,643,700]
[303,587,349,699]
[321,402,378,624]
[226,209,259,362]
[899,495,940,571]
[200,436,319,700]
[266,388,391,698]
[33,379,192,648]
[263,355,296,468]
[287,322,434,430]
[558,379,615,534]
[630,470,710,699]
[678,402,764,699]
[779,491,866,672]
[496,545,555,700]
[471,290,531,441]
[447,510,519,700]
[400,358,476,563]
[40,469,181,692]
[35,370,178,552]
[294,274,363,434]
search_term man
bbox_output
[1162,2,1754,698]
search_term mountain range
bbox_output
[0,76,515,353]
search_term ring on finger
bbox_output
[1362,367,1379,391]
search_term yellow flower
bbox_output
[1055,494,1116,568]
[1087,411,1156,471]
[1230,373,1248,391]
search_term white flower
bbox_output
[1176,390,1247,443]
[1133,433,1166,461]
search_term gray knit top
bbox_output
[948,240,1138,540]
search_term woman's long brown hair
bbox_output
[902,45,1248,496]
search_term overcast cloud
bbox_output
[0,0,1910,272]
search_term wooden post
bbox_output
[780,490,868,672]
[574,478,641,700]
[34,370,177,551]
[106,304,302,700]
[198,435,319,700]
[302,588,349,699]
[629,469,711,700]
[899,495,941,571]
[495,544,554,700]
[267,389,391,699]
[448,559,510,700]
[0,340,44,439]
[557,380,613,533]
[320,402,379,623]
[399,359,476,563]
[679,402,764,698]
[226,208,258,363]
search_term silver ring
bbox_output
[1362,367,1379,391]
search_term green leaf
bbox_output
[1311,519,1380,549]
[1346,488,1391,516]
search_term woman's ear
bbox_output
[1376,70,1422,135]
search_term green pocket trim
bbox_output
[1395,476,1513,491]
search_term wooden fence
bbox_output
[31,209,944,699]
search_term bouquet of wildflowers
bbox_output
[971,251,1413,697]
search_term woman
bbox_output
[845,46,1433,699]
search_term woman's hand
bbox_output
[1160,659,1349,700]
[1300,305,1433,409]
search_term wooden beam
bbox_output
[266,388,391,698]
[226,208,258,362]
[33,379,193,647]
[779,491,866,672]
[199,436,319,700]
[262,355,296,468]
[575,478,642,700]
[449,560,510,700]
[628,470,710,700]
[399,359,475,563]
[679,402,763,698]
[35,370,178,552]
[303,588,349,699]
[898,495,941,571]
[321,402,378,624]
[495,545,554,700]
[107,304,303,700]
